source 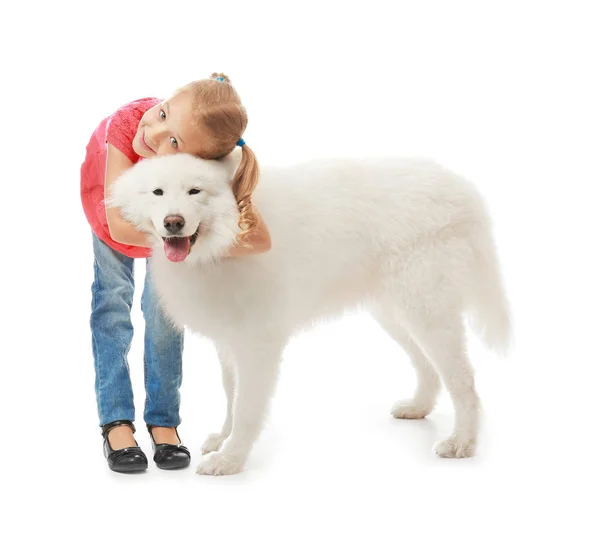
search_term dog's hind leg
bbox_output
[371,305,441,419]
[196,338,284,476]
[201,347,236,455]
[405,312,480,458]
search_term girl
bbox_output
[80,73,271,473]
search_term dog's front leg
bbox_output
[201,347,236,454]
[196,340,283,476]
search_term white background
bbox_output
[2,1,599,531]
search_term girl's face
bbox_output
[132,91,206,158]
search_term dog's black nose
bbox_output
[164,215,185,234]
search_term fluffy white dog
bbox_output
[107,153,511,475]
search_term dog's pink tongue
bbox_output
[164,237,190,262]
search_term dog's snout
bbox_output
[164,214,185,234]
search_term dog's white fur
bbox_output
[108,152,511,475]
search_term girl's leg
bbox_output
[141,259,185,439]
[90,234,136,429]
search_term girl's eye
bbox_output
[153,189,164,196]
[170,137,178,149]
[159,109,166,120]
[189,188,201,195]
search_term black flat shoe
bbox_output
[147,424,191,470]
[101,420,148,473]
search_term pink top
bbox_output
[80,97,160,258]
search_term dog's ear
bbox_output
[220,150,242,182]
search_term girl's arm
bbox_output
[225,209,272,257]
[105,143,153,248]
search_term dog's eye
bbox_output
[153,189,164,196]
[189,188,201,195]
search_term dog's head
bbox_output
[106,153,240,264]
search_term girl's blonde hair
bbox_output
[177,73,259,245]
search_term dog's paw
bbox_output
[391,400,431,419]
[196,452,245,476]
[434,435,476,458]
[201,433,227,455]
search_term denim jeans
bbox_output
[90,233,184,427]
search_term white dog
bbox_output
[107,153,511,475]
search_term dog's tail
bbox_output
[467,227,513,356]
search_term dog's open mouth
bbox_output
[162,227,200,263]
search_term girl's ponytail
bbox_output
[231,142,260,245]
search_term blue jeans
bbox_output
[90,233,184,427]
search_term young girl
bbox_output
[81,73,271,473]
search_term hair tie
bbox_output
[236,138,246,147]
[216,76,225,82]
